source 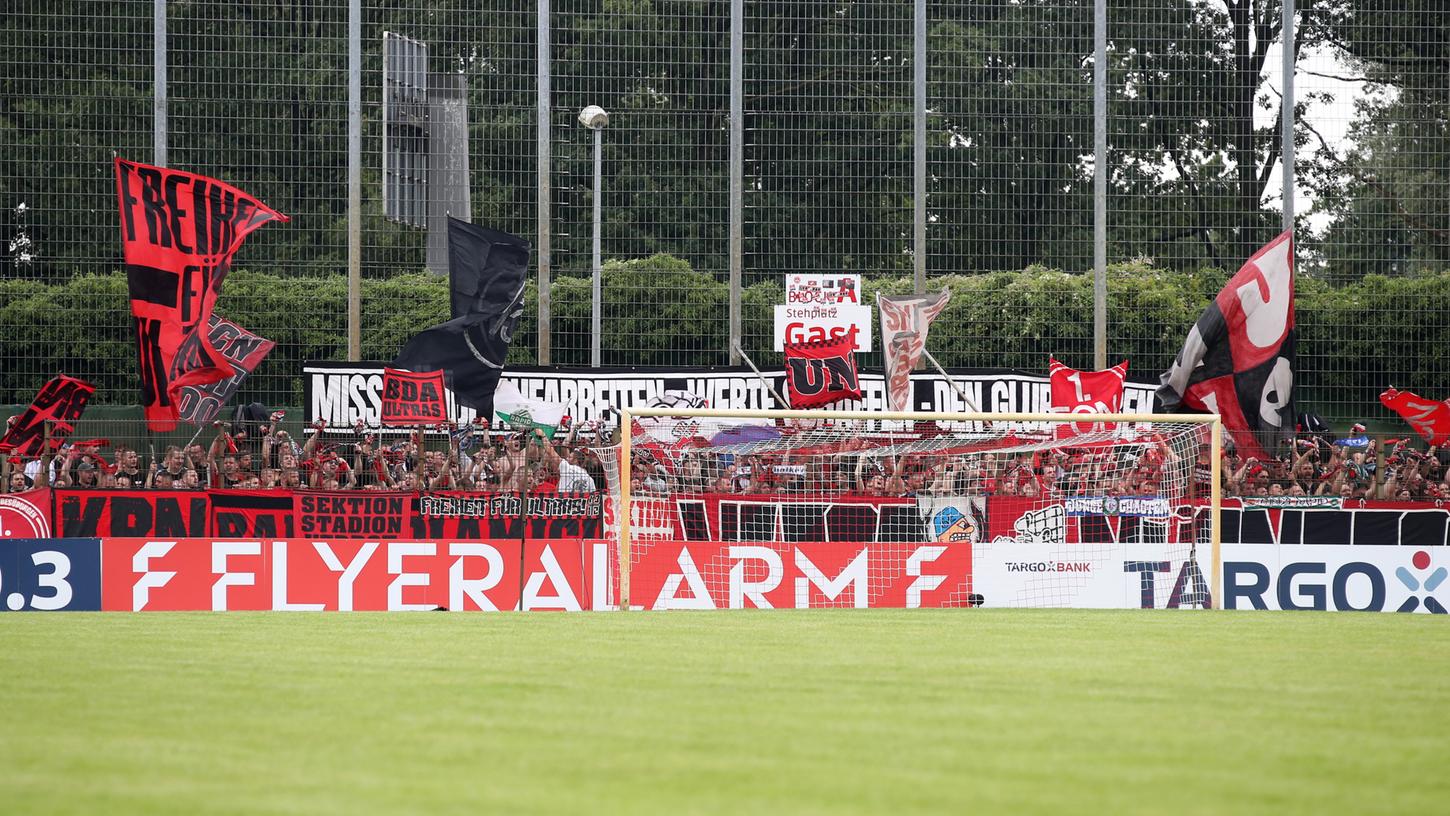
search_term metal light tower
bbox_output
[579,105,609,367]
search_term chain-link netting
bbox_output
[2,1,1446,430]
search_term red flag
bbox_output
[381,368,448,427]
[878,290,951,412]
[0,375,96,456]
[115,158,287,432]
[176,315,277,426]
[1049,357,1128,439]
[785,335,862,409]
[1158,231,1295,460]
[1380,388,1450,445]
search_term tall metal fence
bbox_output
[2,1,1446,427]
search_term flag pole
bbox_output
[919,347,982,413]
[731,340,790,409]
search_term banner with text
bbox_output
[304,363,1160,433]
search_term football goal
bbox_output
[599,408,1223,611]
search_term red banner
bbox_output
[99,538,612,612]
[1049,357,1127,438]
[381,368,448,427]
[116,158,287,431]
[1380,387,1450,446]
[176,315,276,426]
[0,489,52,538]
[784,334,862,409]
[0,376,95,456]
[628,539,972,610]
[52,489,602,541]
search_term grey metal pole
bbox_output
[153,0,167,167]
[347,0,362,361]
[537,0,552,365]
[591,127,603,368]
[912,0,926,296]
[1281,0,1295,232]
[728,0,744,365]
[1092,0,1108,370]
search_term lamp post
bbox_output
[579,105,609,367]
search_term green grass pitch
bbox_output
[2,610,1447,815]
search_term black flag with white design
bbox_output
[392,218,531,420]
[1157,230,1295,460]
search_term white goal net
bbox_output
[597,409,1221,611]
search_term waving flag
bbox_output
[392,218,531,422]
[176,315,275,425]
[1381,387,1450,445]
[0,375,95,456]
[494,380,569,438]
[1158,231,1295,460]
[878,290,951,412]
[785,334,862,409]
[1049,357,1128,439]
[115,158,287,431]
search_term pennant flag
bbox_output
[0,375,96,456]
[392,218,531,422]
[877,290,951,412]
[381,368,448,427]
[1381,387,1450,445]
[1158,231,1295,460]
[1049,357,1128,439]
[494,380,568,438]
[115,157,287,431]
[784,334,862,409]
[176,315,276,426]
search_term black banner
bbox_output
[391,218,531,421]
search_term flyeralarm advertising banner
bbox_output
[99,538,614,612]
[4,536,1446,613]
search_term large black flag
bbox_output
[1158,230,1295,460]
[392,218,531,420]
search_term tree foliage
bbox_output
[5,255,1447,421]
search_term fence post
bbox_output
[537,0,552,365]
[153,0,167,167]
[347,0,361,361]
[728,0,743,364]
[1282,0,1295,232]
[1092,0,1108,370]
[913,0,926,297]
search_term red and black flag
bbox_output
[392,218,531,422]
[176,315,276,426]
[0,375,96,456]
[1158,230,1296,460]
[115,157,287,431]
[784,335,862,409]
[1380,387,1450,446]
[381,368,448,427]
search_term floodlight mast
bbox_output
[579,106,608,368]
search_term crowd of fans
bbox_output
[4,414,1448,503]
[1218,431,1449,501]
[1,417,607,496]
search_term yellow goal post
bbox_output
[613,407,1223,611]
